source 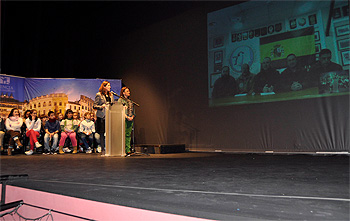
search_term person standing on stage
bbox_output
[93,81,114,153]
[118,87,135,156]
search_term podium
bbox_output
[105,102,125,156]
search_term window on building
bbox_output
[49,101,51,106]
[34,104,36,108]
[38,103,41,107]
[59,102,62,106]
[43,102,46,107]
[54,102,57,106]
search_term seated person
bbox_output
[236,63,255,94]
[79,112,95,154]
[307,49,343,88]
[212,66,237,98]
[58,109,79,154]
[279,54,308,92]
[72,112,82,152]
[254,57,280,93]
[25,109,42,155]
[44,111,60,154]
[5,108,23,155]
[0,117,5,152]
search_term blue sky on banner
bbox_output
[24,78,122,102]
[0,74,25,101]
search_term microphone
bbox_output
[110,91,120,97]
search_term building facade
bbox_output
[24,93,68,116]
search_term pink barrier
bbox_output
[1,184,208,220]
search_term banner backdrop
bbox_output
[0,74,25,101]
[24,78,121,102]
[0,74,121,118]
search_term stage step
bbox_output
[135,144,186,154]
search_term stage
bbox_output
[1,152,349,220]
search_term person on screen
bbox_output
[307,49,343,88]
[212,66,237,99]
[279,54,307,92]
[118,87,135,156]
[93,81,114,154]
[236,63,255,94]
[253,57,280,93]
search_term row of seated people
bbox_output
[212,49,347,98]
[0,108,102,156]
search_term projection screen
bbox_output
[208,0,349,107]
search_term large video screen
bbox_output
[208,0,349,107]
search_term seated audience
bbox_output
[59,109,79,154]
[43,111,60,155]
[25,109,42,155]
[5,108,23,156]
[73,112,82,152]
[0,117,5,152]
[79,112,95,154]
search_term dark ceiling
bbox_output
[1,1,243,76]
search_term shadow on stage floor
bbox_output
[1,152,349,220]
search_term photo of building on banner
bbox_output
[208,0,349,107]
[0,75,122,119]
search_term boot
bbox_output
[14,137,23,147]
[72,146,77,154]
[59,146,64,154]
[7,148,12,156]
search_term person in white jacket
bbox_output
[5,108,23,155]
[24,109,42,155]
[79,112,95,154]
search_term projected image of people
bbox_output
[212,66,237,99]
[207,0,350,107]
[236,64,255,95]
[307,49,345,93]
[253,57,280,93]
[279,54,308,92]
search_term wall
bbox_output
[111,4,349,152]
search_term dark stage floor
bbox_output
[1,152,349,220]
